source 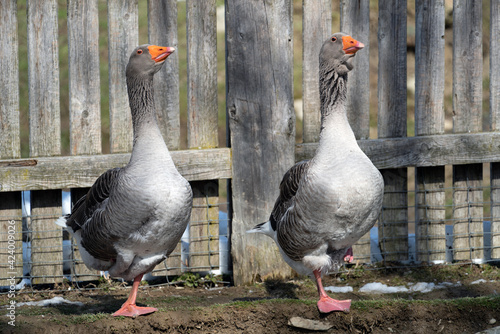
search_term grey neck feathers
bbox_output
[126,75,158,137]
[319,66,348,131]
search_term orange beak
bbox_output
[148,45,175,63]
[342,36,364,55]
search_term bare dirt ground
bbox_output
[1,264,499,334]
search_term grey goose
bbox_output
[248,33,384,313]
[56,45,193,317]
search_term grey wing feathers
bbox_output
[66,167,122,261]
[269,160,309,230]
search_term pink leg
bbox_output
[313,269,351,313]
[344,247,353,263]
[112,274,157,317]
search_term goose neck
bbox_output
[127,75,158,137]
[319,70,348,127]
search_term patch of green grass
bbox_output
[173,272,223,288]
[353,295,500,312]
[68,312,108,324]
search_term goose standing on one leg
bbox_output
[56,45,193,317]
[248,33,384,313]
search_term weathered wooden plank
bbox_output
[0,0,20,160]
[108,0,138,153]
[0,192,23,286]
[490,0,500,260]
[30,190,63,284]
[189,181,219,272]
[0,0,23,287]
[187,0,218,149]
[186,0,219,273]
[27,0,62,285]
[377,0,408,262]
[0,148,232,192]
[302,0,331,143]
[67,0,102,280]
[296,133,500,169]
[68,0,101,155]
[452,0,483,261]
[27,0,61,157]
[148,0,180,149]
[414,0,446,263]
[340,0,370,140]
[227,0,295,285]
[491,165,500,260]
[416,167,447,262]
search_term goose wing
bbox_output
[269,160,309,230]
[66,167,122,261]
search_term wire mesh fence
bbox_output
[2,166,500,293]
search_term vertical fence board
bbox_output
[0,193,22,286]
[27,0,61,157]
[30,190,63,284]
[302,0,331,143]
[0,0,20,160]
[227,0,294,285]
[190,181,219,272]
[148,0,181,149]
[377,0,408,262]
[490,0,500,260]
[67,0,102,281]
[340,0,372,263]
[186,0,219,273]
[0,0,23,286]
[340,0,370,140]
[68,0,101,154]
[414,0,446,263]
[27,0,63,284]
[108,0,138,153]
[452,0,483,261]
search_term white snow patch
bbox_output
[359,282,409,293]
[471,279,495,285]
[324,286,353,293]
[359,281,462,294]
[409,282,440,293]
[15,297,84,308]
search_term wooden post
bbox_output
[148,0,183,277]
[0,1,23,286]
[67,0,102,282]
[302,0,331,143]
[108,0,138,154]
[377,0,408,262]
[414,0,446,263]
[27,0,63,284]
[340,0,372,263]
[186,0,219,273]
[452,0,483,261]
[148,0,181,149]
[227,0,295,285]
[491,0,500,260]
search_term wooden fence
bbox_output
[1,0,500,287]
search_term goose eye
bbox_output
[137,49,143,55]
[331,37,337,42]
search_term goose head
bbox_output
[319,33,364,76]
[126,44,175,79]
